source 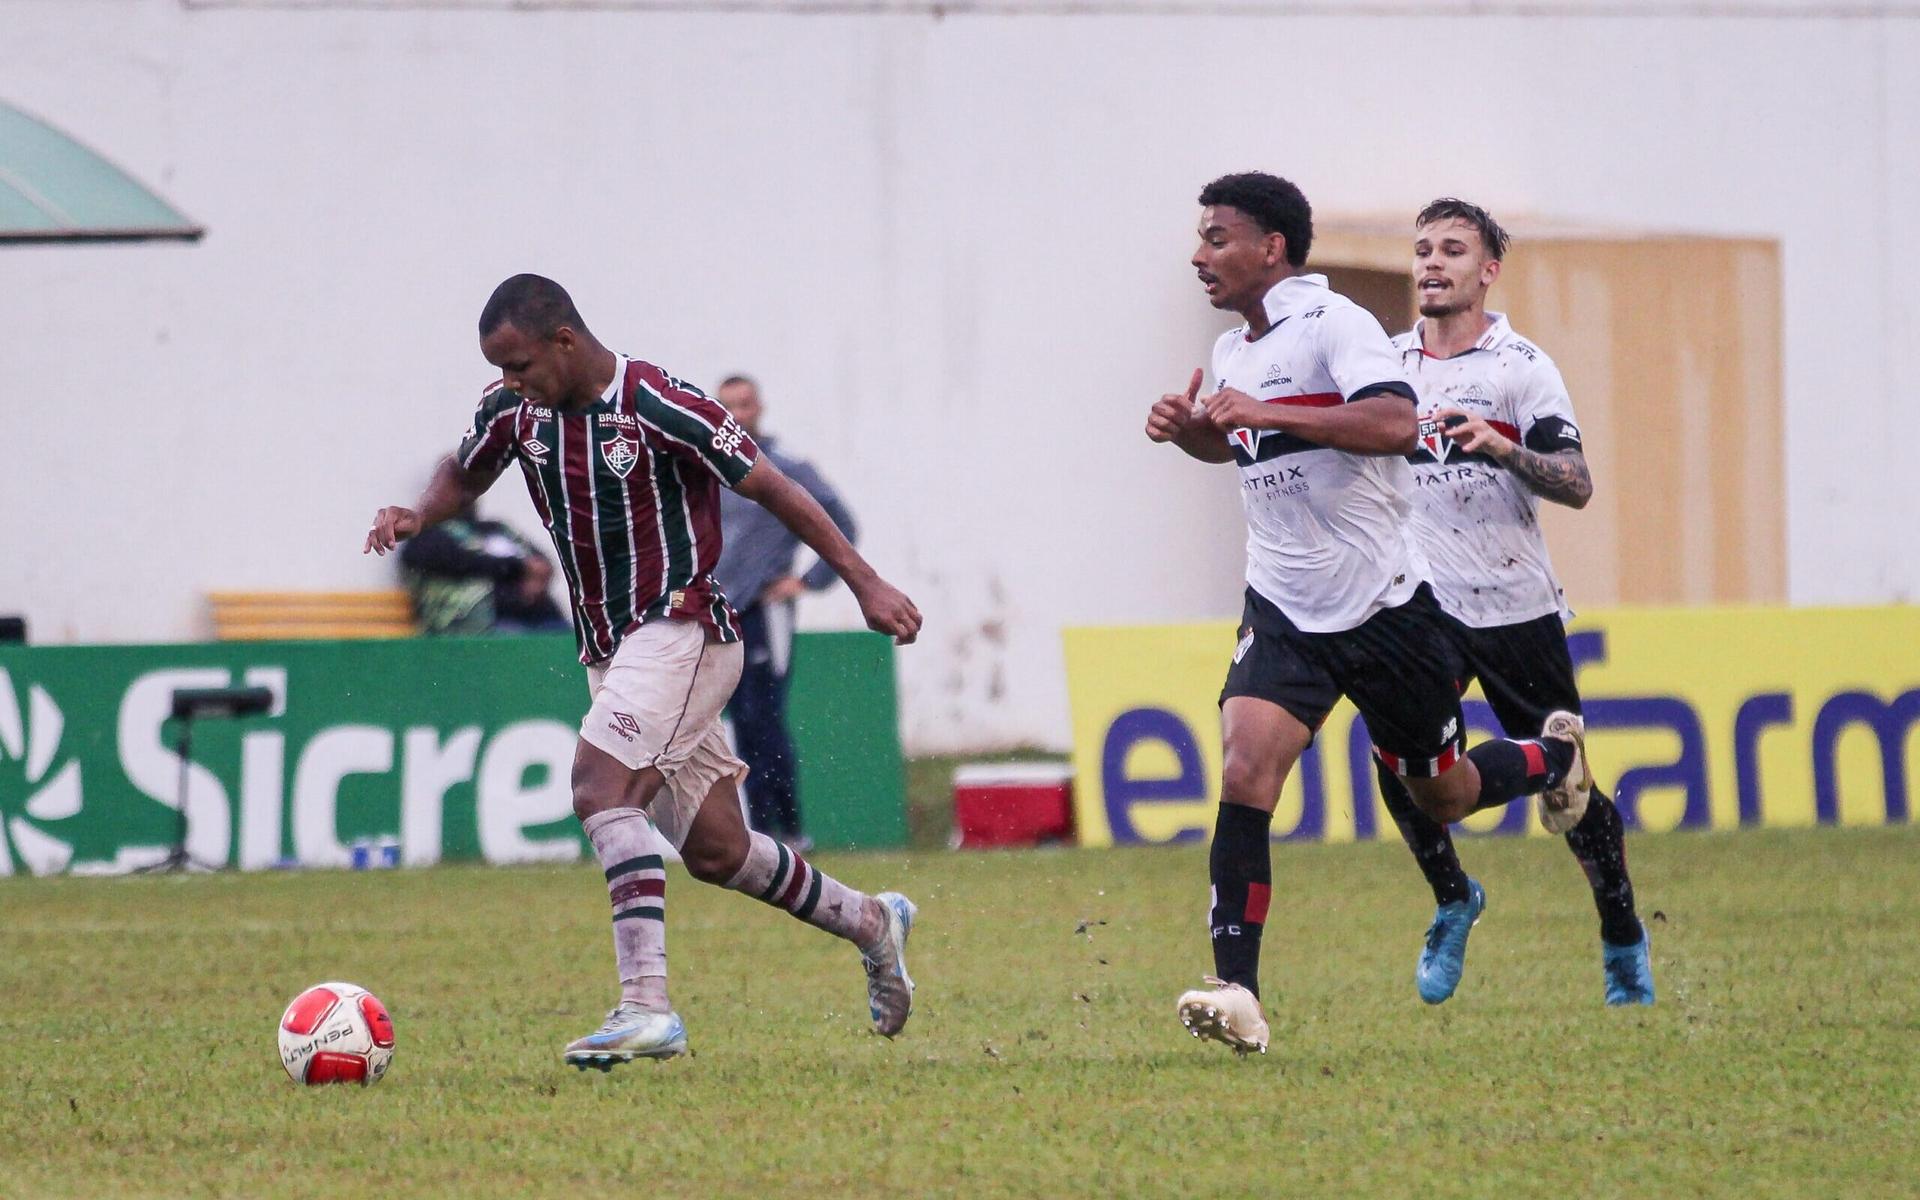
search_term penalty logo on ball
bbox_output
[278,982,395,1086]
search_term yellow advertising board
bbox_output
[1064,607,1920,847]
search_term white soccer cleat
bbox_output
[863,892,917,1038]
[1538,710,1593,835]
[1176,976,1270,1056]
[563,1003,688,1071]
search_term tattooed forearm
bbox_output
[1498,447,1592,508]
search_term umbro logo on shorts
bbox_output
[607,712,644,743]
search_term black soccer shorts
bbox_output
[1443,609,1584,736]
[1220,584,1469,777]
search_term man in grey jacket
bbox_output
[713,375,859,849]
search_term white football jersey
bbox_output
[1211,274,1428,634]
[1393,312,1582,628]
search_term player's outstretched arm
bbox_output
[363,455,501,555]
[1201,386,1415,456]
[1147,369,1237,464]
[1435,406,1593,508]
[733,457,923,645]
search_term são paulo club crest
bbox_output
[601,434,640,478]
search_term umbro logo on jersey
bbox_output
[522,438,551,464]
[602,434,640,478]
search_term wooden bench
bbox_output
[208,590,417,641]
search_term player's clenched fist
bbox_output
[364,506,423,556]
[1200,385,1265,431]
[853,577,924,646]
[1147,368,1206,443]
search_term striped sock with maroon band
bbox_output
[581,808,670,1012]
[724,831,886,951]
[1208,802,1274,998]
[1465,737,1575,814]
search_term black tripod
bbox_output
[137,686,274,874]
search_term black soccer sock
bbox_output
[1208,802,1273,998]
[1465,736,1575,814]
[1376,758,1472,906]
[1564,789,1642,946]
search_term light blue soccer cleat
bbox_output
[863,892,917,1037]
[563,1003,688,1071]
[1602,923,1656,1006]
[1416,878,1487,1005]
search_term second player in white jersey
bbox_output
[1147,175,1600,1056]
[1214,273,1427,632]
[1394,312,1584,628]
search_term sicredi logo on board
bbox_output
[0,659,588,875]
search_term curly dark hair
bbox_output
[478,273,589,340]
[1415,198,1511,261]
[1198,172,1312,268]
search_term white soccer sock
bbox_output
[581,808,669,1012]
[723,831,884,951]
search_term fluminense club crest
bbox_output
[601,434,639,478]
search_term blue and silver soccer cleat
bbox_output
[563,1003,688,1071]
[1416,878,1487,1005]
[863,892,917,1037]
[1602,923,1656,1006]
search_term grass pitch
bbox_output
[1,826,1914,1198]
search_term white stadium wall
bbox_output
[2,0,1916,752]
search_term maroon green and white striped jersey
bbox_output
[456,355,760,663]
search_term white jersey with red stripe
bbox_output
[1393,312,1581,629]
[1211,274,1428,634]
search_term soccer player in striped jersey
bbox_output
[1147,173,1598,1056]
[366,274,924,1067]
[1381,199,1652,1006]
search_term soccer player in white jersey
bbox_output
[1379,198,1653,1006]
[1147,173,1597,1056]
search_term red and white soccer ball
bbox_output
[278,981,395,1086]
